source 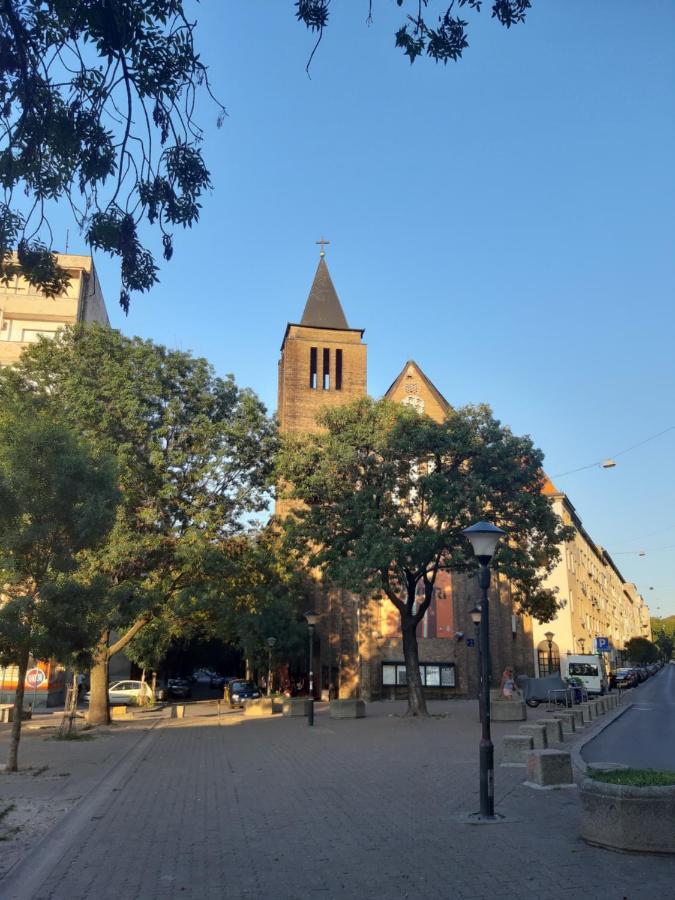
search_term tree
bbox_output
[0,0,224,312]
[0,324,276,725]
[278,397,569,716]
[624,636,659,666]
[0,414,118,770]
[296,1,532,70]
[654,629,674,663]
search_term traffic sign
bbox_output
[594,637,610,652]
[25,667,46,688]
[466,638,475,647]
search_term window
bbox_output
[335,349,343,390]
[309,347,317,389]
[569,663,598,677]
[322,348,330,390]
[381,662,455,688]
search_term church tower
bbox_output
[277,249,366,436]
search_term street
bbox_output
[1,699,674,900]
[582,664,675,770]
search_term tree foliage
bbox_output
[0,0,224,312]
[0,324,277,722]
[278,397,569,714]
[296,0,532,70]
[0,410,118,768]
[624,636,659,666]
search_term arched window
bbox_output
[537,640,560,677]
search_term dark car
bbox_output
[210,673,227,689]
[224,679,261,708]
[613,668,637,689]
[167,677,192,699]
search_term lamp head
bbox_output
[544,631,555,643]
[469,605,482,626]
[304,610,319,628]
[266,637,277,648]
[461,521,506,564]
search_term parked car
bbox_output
[224,680,261,708]
[167,677,192,699]
[191,668,217,685]
[613,668,638,689]
[209,673,227,689]
[83,680,154,706]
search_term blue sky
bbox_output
[50,2,675,616]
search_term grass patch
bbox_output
[589,767,675,787]
[48,731,95,742]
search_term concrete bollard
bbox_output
[282,697,311,717]
[519,724,548,749]
[243,698,275,717]
[580,703,593,723]
[490,699,526,721]
[170,704,185,719]
[570,707,585,728]
[526,750,574,787]
[552,711,576,734]
[329,699,366,719]
[111,705,132,720]
[501,734,534,766]
[537,718,564,744]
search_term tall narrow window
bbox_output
[323,348,330,390]
[310,347,317,389]
[335,349,343,390]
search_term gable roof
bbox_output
[300,257,350,329]
[383,360,451,415]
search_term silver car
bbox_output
[84,680,154,706]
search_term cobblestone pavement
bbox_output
[2,699,674,900]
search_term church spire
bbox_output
[300,252,349,330]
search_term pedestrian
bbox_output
[499,667,518,699]
[76,673,86,700]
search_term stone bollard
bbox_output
[501,735,533,766]
[552,711,576,734]
[170,704,185,719]
[592,699,605,716]
[112,705,132,720]
[580,703,593,723]
[526,750,574,788]
[243,698,275,717]
[569,707,584,728]
[537,718,564,745]
[519,724,548,749]
[282,697,311,717]
[490,699,526,722]
[329,699,366,719]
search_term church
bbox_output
[276,248,536,701]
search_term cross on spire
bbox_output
[316,236,330,257]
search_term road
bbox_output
[582,663,675,770]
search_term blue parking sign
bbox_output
[594,636,610,652]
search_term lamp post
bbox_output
[578,637,585,654]
[545,631,555,675]
[469,605,482,709]
[266,637,276,698]
[305,610,319,726]
[461,521,506,821]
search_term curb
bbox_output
[570,699,634,777]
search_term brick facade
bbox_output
[277,257,535,701]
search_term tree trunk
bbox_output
[7,649,30,772]
[88,634,110,726]
[151,670,157,702]
[401,614,428,717]
[59,672,79,737]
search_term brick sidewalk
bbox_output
[1,699,674,899]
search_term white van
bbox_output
[561,654,608,696]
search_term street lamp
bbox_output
[305,610,319,727]
[469,605,482,709]
[577,637,585,654]
[266,637,276,698]
[544,631,555,675]
[461,520,506,821]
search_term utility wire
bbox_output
[553,424,675,478]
